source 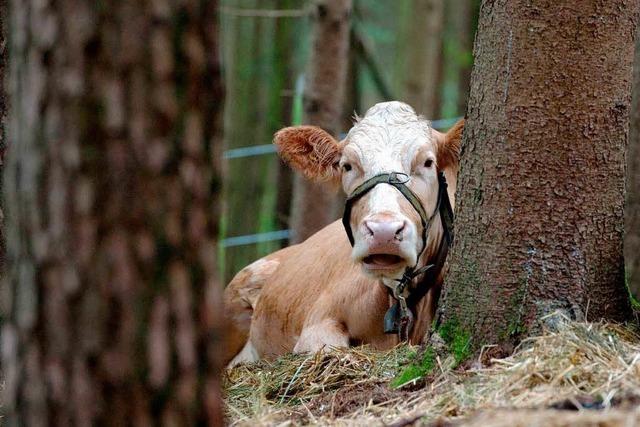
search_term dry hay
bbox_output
[224,315,640,426]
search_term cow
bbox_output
[223,101,463,366]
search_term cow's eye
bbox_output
[342,163,352,172]
[424,159,434,168]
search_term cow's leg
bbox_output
[228,339,259,367]
[293,319,349,353]
[222,258,280,366]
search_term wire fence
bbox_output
[220,116,462,248]
[222,117,461,160]
[221,229,292,248]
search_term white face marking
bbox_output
[339,101,441,279]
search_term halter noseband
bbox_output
[341,171,454,341]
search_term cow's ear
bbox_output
[274,125,342,183]
[435,119,464,171]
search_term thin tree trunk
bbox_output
[289,0,351,243]
[222,0,297,279]
[440,0,639,352]
[273,0,301,236]
[222,1,269,280]
[627,29,640,300]
[399,0,444,118]
[1,1,225,424]
[449,0,478,117]
[0,0,6,283]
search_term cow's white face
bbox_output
[275,101,462,281]
[340,103,439,277]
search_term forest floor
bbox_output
[224,314,640,426]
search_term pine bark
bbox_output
[289,0,352,243]
[440,0,639,350]
[1,1,225,425]
[626,30,640,299]
[399,0,444,118]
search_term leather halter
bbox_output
[342,171,454,341]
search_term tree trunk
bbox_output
[399,0,444,118]
[449,0,478,117]
[440,0,639,352]
[221,0,304,279]
[626,29,640,300]
[289,0,351,243]
[1,1,225,425]
[0,0,7,284]
[221,1,273,280]
[273,0,302,236]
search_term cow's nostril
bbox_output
[364,221,375,237]
[395,223,405,240]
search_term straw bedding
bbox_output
[224,314,640,426]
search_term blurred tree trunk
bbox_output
[627,31,640,300]
[398,0,443,118]
[0,0,6,286]
[1,1,225,425]
[448,0,478,117]
[289,0,352,243]
[344,34,361,132]
[273,0,301,235]
[439,1,639,352]
[222,0,304,279]
[222,2,269,280]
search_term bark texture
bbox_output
[440,0,639,349]
[289,0,351,243]
[626,30,640,299]
[0,0,6,285]
[2,1,225,425]
[400,0,444,118]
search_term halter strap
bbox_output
[341,171,454,341]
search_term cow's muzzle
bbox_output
[358,215,411,271]
[342,172,431,253]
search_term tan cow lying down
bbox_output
[223,101,463,366]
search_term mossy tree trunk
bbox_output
[626,30,640,300]
[439,0,639,353]
[1,0,225,424]
[289,0,352,243]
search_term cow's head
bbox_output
[276,101,463,280]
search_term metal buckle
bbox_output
[388,172,410,185]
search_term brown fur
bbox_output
[223,118,464,365]
[436,119,464,171]
[222,221,441,365]
[274,126,343,184]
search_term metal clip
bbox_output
[388,172,410,185]
[398,294,408,315]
